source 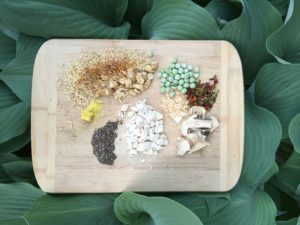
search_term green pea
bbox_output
[169,72,175,77]
[171,86,177,89]
[194,67,200,73]
[188,65,193,71]
[157,72,162,78]
[181,88,187,94]
[173,79,179,85]
[194,73,199,79]
[190,83,196,89]
[161,78,167,83]
[175,63,181,69]
[175,74,181,80]
[163,73,168,78]
[189,77,196,83]
[172,69,178,74]
[169,91,176,97]
[184,68,189,73]
[160,68,166,73]
[169,63,175,69]
[160,87,165,93]
[182,63,187,68]
[178,85,183,91]
[178,68,184,74]
[184,78,189,83]
[165,81,171,87]
[184,83,190,88]
[165,87,171,93]
[180,74,186,79]
[179,79,184,85]
[168,76,174,82]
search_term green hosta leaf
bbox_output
[267,0,300,63]
[0,0,130,39]
[0,34,45,102]
[268,0,289,16]
[0,102,30,144]
[30,0,128,27]
[0,182,44,221]
[277,217,300,225]
[241,93,282,187]
[169,193,230,219]
[172,187,276,225]
[125,0,153,38]
[0,81,18,109]
[205,0,240,27]
[26,194,122,225]
[114,192,203,225]
[0,35,44,147]
[0,128,30,154]
[254,63,300,138]
[0,31,15,70]
[222,0,282,85]
[289,113,300,153]
[0,153,18,183]
[3,160,36,184]
[0,218,28,225]
[275,151,300,197]
[142,0,222,40]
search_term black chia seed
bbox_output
[91,121,119,165]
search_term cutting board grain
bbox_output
[31,40,244,193]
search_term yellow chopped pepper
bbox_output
[81,100,103,122]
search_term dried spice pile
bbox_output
[91,121,119,165]
[187,75,219,110]
[62,48,158,110]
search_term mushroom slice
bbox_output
[176,138,191,156]
[210,116,219,132]
[189,106,206,119]
[189,141,210,154]
[180,114,198,136]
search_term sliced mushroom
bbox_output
[189,106,206,119]
[180,114,198,136]
[176,138,191,156]
[189,141,210,154]
[186,132,200,145]
[210,116,219,132]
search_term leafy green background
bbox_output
[0,0,299,224]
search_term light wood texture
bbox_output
[31,40,244,193]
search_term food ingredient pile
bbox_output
[62,48,159,111]
[91,121,119,165]
[119,100,168,156]
[158,58,220,156]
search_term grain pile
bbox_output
[161,91,189,124]
[62,48,158,110]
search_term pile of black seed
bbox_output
[91,121,119,165]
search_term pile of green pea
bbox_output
[157,58,200,97]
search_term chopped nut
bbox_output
[133,84,144,91]
[144,79,152,89]
[136,73,145,84]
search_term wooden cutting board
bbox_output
[31,40,244,193]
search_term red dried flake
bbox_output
[187,75,219,110]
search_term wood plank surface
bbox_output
[31,40,244,193]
